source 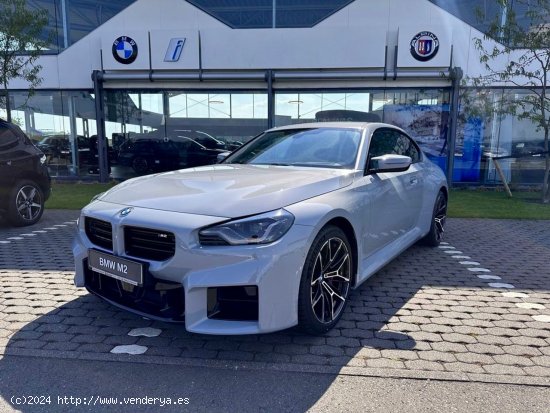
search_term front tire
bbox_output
[298,226,353,334]
[7,180,45,227]
[422,190,447,247]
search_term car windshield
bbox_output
[224,127,362,169]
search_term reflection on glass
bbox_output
[8,91,99,177]
[2,87,544,186]
[186,0,353,28]
[376,89,450,176]
[457,88,546,184]
[67,0,137,45]
[226,127,362,169]
[275,92,371,126]
[105,91,268,179]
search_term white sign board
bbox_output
[102,31,150,70]
[397,25,451,68]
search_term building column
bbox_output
[92,70,109,183]
[447,66,463,186]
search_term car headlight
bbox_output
[199,209,294,246]
[40,154,47,164]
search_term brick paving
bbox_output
[1,210,549,385]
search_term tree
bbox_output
[0,0,49,123]
[470,0,550,203]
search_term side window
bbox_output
[0,123,21,152]
[367,129,420,169]
[396,133,421,163]
[368,129,399,160]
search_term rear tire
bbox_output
[422,190,447,247]
[298,226,353,334]
[7,180,45,227]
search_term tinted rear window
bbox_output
[0,122,21,152]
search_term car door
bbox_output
[0,122,18,197]
[392,130,424,231]
[359,128,422,255]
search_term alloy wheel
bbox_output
[15,185,43,222]
[434,193,447,242]
[310,237,351,324]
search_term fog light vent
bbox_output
[207,286,258,321]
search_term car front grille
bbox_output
[85,217,113,251]
[124,226,175,261]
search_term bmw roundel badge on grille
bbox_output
[119,207,133,217]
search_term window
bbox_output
[367,128,421,169]
[226,127,361,169]
[428,0,541,47]
[0,122,21,151]
[186,0,354,28]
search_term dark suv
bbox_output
[118,136,225,174]
[0,119,51,226]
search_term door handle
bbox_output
[409,177,418,185]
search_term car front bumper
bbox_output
[73,200,313,334]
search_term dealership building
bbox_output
[1,0,547,184]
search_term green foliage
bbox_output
[45,183,117,210]
[467,0,550,203]
[448,189,550,220]
[0,0,50,120]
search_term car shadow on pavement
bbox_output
[0,294,416,413]
[0,239,446,412]
[2,215,550,411]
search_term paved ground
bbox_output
[1,210,550,403]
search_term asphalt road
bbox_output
[1,355,549,413]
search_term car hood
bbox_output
[98,164,355,218]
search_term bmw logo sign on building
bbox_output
[410,31,439,62]
[112,36,138,64]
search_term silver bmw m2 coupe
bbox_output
[73,122,448,335]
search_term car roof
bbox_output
[267,122,404,134]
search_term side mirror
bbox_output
[217,151,231,163]
[368,154,412,174]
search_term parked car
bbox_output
[37,135,87,162]
[512,141,546,158]
[117,136,225,174]
[173,130,243,151]
[0,119,51,226]
[73,122,447,334]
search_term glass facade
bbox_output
[456,88,547,185]
[275,89,450,173]
[5,86,545,186]
[5,1,546,186]
[103,90,268,180]
[25,0,543,51]
[186,0,354,28]
[429,0,542,46]
[8,90,99,177]
[25,0,355,50]
[26,0,137,52]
